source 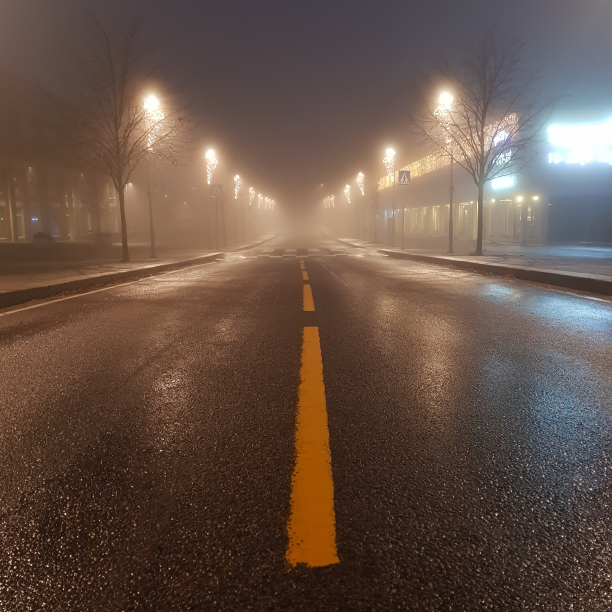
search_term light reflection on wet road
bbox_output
[0,229,611,610]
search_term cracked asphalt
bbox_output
[1,228,611,611]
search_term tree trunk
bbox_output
[118,186,130,262]
[476,180,485,255]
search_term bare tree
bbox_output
[63,17,190,261]
[412,29,553,255]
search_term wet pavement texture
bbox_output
[1,229,611,611]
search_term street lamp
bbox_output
[233,175,243,242]
[356,172,365,196]
[356,172,365,239]
[435,91,455,253]
[143,94,165,258]
[383,148,396,246]
[205,149,218,185]
[205,149,219,248]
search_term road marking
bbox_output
[302,271,309,281]
[303,284,315,311]
[287,326,339,568]
[0,261,218,318]
[300,260,305,270]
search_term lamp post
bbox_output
[205,149,218,249]
[234,174,242,243]
[356,172,365,239]
[248,187,255,239]
[143,95,165,258]
[344,184,351,235]
[436,92,455,253]
[383,148,396,246]
[257,193,263,236]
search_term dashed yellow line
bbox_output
[287,326,339,568]
[303,284,315,311]
[302,271,309,281]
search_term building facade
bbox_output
[373,114,612,247]
[0,70,119,243]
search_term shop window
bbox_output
[27,172,39,198]
[49,206,60,236]
[459,205,469,234]
[30,203,40,233]
[433,206,440,232]
[16,208,25,239]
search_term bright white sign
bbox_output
[492,175,516,190]
[548,118,612,165]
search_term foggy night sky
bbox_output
[1,0,611,207]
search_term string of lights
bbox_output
[234,174,242,199]
[249,187,255,206]
[344,184,351,204]
[143,95,165,151]
[377,114,518,191]
[324,195,335,208]
[356,172,365,196]
[383,148,396,185]
[205,149,218,185]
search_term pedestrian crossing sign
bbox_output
[211,184,222,197]
[398,170,411,186]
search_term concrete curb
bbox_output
[0,252,224,309]
[378,249,612,296]
[232,231,279,251]
[319,230,366,249]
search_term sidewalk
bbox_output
[334,235,612,296]
[0,236,274,309]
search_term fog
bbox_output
[0,0,611,243]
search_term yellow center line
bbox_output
[303,284,315,311]
[300,261,305,270]
[302,271,309,281]
[287,326,339,568]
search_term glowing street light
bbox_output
[344,185,351,204]
[383,148,396,245]
[143,94,165,259]
[249,187,255,206]
[356,172,365,196]
[205,149,218,185]
[439,91,454,110]
[323,195,335,208]
[234,174,242,199]
[383,148,396,183]
[435,91,455,253]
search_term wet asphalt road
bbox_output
[1,229,612,611]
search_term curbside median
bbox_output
[378,249,612,296]
[0,252,224,310]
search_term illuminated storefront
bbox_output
[375,113,612,246]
